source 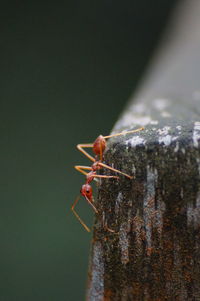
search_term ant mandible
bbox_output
[71,127,144,232]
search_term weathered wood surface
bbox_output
[87,0,200,300]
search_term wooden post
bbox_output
[87,0,200,300]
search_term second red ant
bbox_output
[71,127,144,232]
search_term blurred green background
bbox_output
[1,1,177,300]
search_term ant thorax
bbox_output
[86,171,96,184]
[91,161,101,171]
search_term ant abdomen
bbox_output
[92,135,106,156]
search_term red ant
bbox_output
[71,127,144,232]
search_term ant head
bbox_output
[80,184,93,200]
[93,135,106,156]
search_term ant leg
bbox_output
[77,144,95,162]
[74,165,92,176]
[98,162,133,179]
[74,166,99,182]
[71,195,91,232]
[85,196,98,214]
[92,174,119,180]
[103,127,144,139]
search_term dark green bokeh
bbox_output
[1,1,177,300]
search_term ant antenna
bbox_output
[103,127,144,139]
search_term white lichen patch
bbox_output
[88,241,104,300]
[154,200,166,236]
[153,98,170,111]
[119,222,129,265]
[157,126,171,136]
[159,134,172,146]
[176,125,182,131]
[181,148,186,154]
[187,191,200,229]
[143,166,157,250]
[180,187,184,198]
[144,166,165,250]
[172,136,178,141]
[157,126,173,146]
[132,164,136,174]
[115,192,123,216]
[146,166,157,200]
[174,141,179,152]
[126,135,145,147]
[193,121,200,148]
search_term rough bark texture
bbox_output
[87,0,200,300]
